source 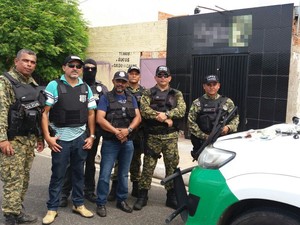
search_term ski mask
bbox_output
[83,58,97,86]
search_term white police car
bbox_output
[163,119,300,225]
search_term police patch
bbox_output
[79,95,87,103]
[93,93,99,100]
[96,85,102,93]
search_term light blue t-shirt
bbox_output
[45,75,97,141]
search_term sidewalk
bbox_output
[38,135,196,186]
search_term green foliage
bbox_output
[0,0,89,84]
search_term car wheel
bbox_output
[230,207,300,225]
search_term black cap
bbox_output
[156,65,170,76]
[113,71,128,81]
[63,55,84,65]
[204,74,219,84]
[127,66,140,74]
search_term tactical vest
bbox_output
[49,79,88,127]
[3,72,45,140]
[90,82,106,104]
[128,85,145,108]
[196,96,228,133]
[90,82,107,135]
[145,87,179,134]
[102,90,136,139]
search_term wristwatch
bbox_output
[165,111,170,118]
[128,127,133,133]
[90,134,96,140]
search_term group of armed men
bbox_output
[0,49,239,225]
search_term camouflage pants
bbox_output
[111,139,142,182]
[0,137,35,215]
[139,134,179,191]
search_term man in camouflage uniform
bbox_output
[108,66,145,201]
[188,74,239,158]
[0,49,44,225]
[133,65,186,211]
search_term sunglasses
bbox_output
[67,64,83,69]
[156,73,169,78]
[84,66,96,71]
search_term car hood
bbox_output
[212,123,300,178]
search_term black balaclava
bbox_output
[83,58,97,86]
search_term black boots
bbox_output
[165,189,178,210]
[4,212,37,225]
[131,181,139,198]
[108,180,139,201]
[133,189,148,210]
[107,180,118,201]
[4,214,16,225]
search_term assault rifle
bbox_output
[192,105,238,161]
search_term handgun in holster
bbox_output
[48,125,56,137]
[144,143,162,159]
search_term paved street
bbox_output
[0,149,189,225]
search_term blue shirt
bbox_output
[45,75,97,141]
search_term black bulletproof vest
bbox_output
[49,80,88,127]
[102,90,136,139]
[196,96,228,133]
[3,72,45,139]
[145,87,178,128]
[105,90,136,127]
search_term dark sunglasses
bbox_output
[84,66,96,71]
[67,64,83,69]
[156,73,169,78]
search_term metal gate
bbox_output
[191,54,248,131]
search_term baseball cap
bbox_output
[113,71,128,81]
[156,65,170,76]
[204,74,219,84]
[127,66,140,74]
[63,55,84,65]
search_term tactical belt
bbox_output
[147,127,177,135]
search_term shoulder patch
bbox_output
[194,98,201,107]
[195,101,201,107]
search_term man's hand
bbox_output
[36,140,45,152]
[221,126,230,135]
[0,140,14,156]
[164,119,173,127]
[155,111,168,123]
[45,136,62,152]
[115,128,129,142]
[83,136,95,150]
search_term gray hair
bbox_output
[16,49,36,59]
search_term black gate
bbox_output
[191,54,248,131]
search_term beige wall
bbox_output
[286,46,300,123]
[286,18,300,123]
[85,21,167,90]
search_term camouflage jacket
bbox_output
[188,93,239,139]
[0,68,39,142]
